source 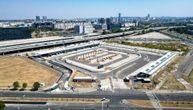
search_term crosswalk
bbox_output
[146,91,163,110]
[111,78,129,90]
[177,78,193,91]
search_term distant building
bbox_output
[118,13,122,24]
[135,21,139,27]
[146,13,151,21]
[42,16,47,21]
[98,18,106,24]
[83,23,95,34]
[121,22,136,30]
[0,22,10,28]
[0,27,31,41]
[94,24,107,30]
[106,18,113,30]
[55,21,88,30]
[36,16,41,21]
[74,23,94,34]
[109,24,121,30]
[187,24,193,35]
[33,22,54,30]
[0,22,28,28]
[74,25,84,34]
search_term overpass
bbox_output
[0,31,134,55]
[0,26,184,55]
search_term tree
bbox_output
[141,30,145,34]
[32,82,41,91]
[13,81,20,90]
[22,83,27,90]
[0,101,5,110]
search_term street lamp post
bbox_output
[102,101,104,110]
[17,101,20,110]
[18,95,25,110]
[101,98,106,110]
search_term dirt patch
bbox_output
[0,56,60,88]
[160,74,186,90]
[160,101,193,108]
[0,97,103,104]
[127,100,153,107]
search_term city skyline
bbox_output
[0,0,193,20]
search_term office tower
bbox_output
[36,16,41,21]
[43,16,47,21]
[118,13,122,24]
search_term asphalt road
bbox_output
[1,90,193,102]
[5,104,156,110]
[2,90,193,110]
[176,49,193,78]
[6,105,193,110]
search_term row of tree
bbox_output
[0,101,5,110]
[12,81,41,91]
[0,82,42,110]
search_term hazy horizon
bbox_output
[0,0,193,20]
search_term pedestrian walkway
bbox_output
[177,78,193,91]
[146,91,163,110]
[111,78,129,90]
[155,72,169,90]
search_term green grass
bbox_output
[184,69,193,86]
[106,40,190,52]
[161,75,186,90]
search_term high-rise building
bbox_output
[98,18,106,24]
[43,16,47,21]
[106,18,113,30]
[36,16,41,21]
[118,13,122,24]
[146,13,151,21]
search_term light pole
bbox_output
[17,101,20,110]
[101,98,106,110]
[0,90,2,97]
[102,101,103,110]
[18,95,25,110]
[23,95,26,98]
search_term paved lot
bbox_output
[51,46,161,81]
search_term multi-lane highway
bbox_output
[1,90,193,110]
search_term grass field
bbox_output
[160,74,186,90]
[160,101,193,108]
[184,69,193,86]
[106,40,190,52]
[127,100,153,107]
[0,56,60,89]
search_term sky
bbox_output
[0,0,193,20]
